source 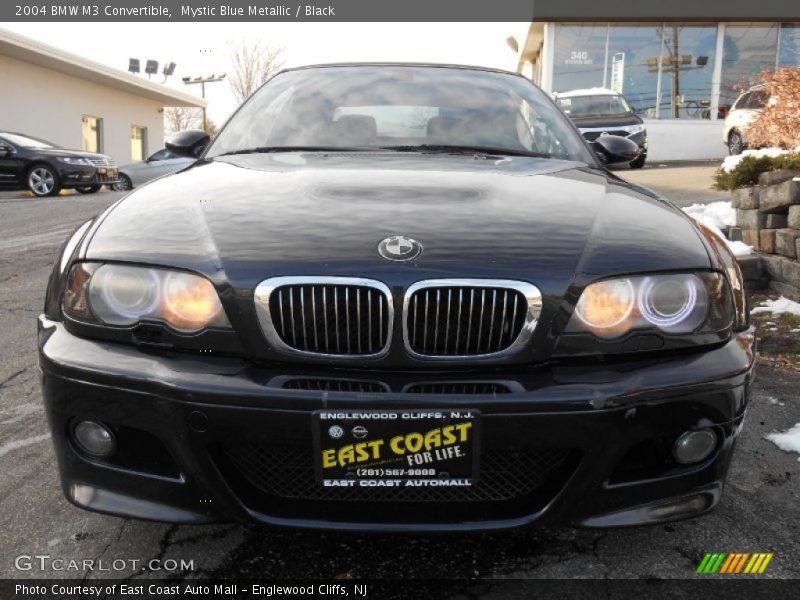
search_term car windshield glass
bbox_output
[207,66,594,163]
[556,94,633,117]
[2,133,59,149]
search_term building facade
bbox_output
[516,22,800,160]
[0,28,204,165]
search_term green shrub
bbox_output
[713,152,800,191]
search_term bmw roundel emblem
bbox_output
[378,236,423,262]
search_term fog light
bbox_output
[672,429,716,464]
[73,421,116,457]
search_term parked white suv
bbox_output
[722,86,770,155]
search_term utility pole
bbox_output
[182,73,226,131]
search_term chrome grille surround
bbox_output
[403,279,542,360]
[87,157,116,167]
[254,276,393,360]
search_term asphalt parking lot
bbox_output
[0,166,798,586]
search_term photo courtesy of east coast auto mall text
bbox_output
[0,0,798,598]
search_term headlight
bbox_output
[567,273,731,339]
[624,124,645,135]
[64,263,230,332]
[58,156,91,165]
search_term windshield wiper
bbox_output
[379,144,551,158]
[215,146,373,156]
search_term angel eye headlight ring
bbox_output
[638,276,699,327]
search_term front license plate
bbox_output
[313,409,480,489]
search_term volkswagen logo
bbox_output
[328,425,344,439]
[378,236,423,262]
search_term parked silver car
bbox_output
[113,148,193,190]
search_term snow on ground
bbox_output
[721,147,795,173]
[767,396,785,406]
[765,423,800,462]
[681,201,754,257]
[751,296,800,316]
[683,201,735,230]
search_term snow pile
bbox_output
[683,201,735,230]
[751,296,800,316]
[767,397,785,406]
[681,201,754,257]
[726,240,756,257]
[765,423,800,461]
[721,147,794,173]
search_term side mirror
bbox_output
[592,135,641,166]
[0,144,11,157]
[165,129,210,159]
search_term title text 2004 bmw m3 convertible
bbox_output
[39,64,754,531]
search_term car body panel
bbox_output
[39,64,751,530]
[553,90,647,163]
[118,148,194,187]
[722,87,769,152]
[0,132,118,192]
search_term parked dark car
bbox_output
[554,88,648,168]
[0,132,118,197]
[40,64,753,532]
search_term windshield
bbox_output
[2,133,59,149]
[207,66,594,163]
[556,94,633,117]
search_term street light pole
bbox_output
[181,73,226,132]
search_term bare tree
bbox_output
[228,40,285,104]
[164,107,218,136]
[164,106,201,135]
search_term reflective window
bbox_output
[82,115,103,153]
[552,23,608,92]
[606,25,663,116]
[208,66,595,164]
[131,125,147,161]
[552,23,716,119]
[778,23,800,68]
[656,24,717,119]
[720,24,779,112]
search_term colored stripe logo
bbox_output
[697,552,773,574]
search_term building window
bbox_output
[720,24,779,112]
[606,24,666,117]
[552,23,609,93]
[81,115,102,153]
[552,23,716,119]
[131,125,147,161]
[778,23,800,68]
[655,24,717,119]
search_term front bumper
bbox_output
[38,316,755,531]
[57,165,119,188]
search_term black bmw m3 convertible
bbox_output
[39,64,755,531]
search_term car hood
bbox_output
[84,152,711,297]
[36,148,112,161]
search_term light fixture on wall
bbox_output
[145,60,159,78]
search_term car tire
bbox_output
[27,164,61,197]
[76,185,102,194]
[728,130,744,155]
[629,153,646,169]
[112,174,132,192]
